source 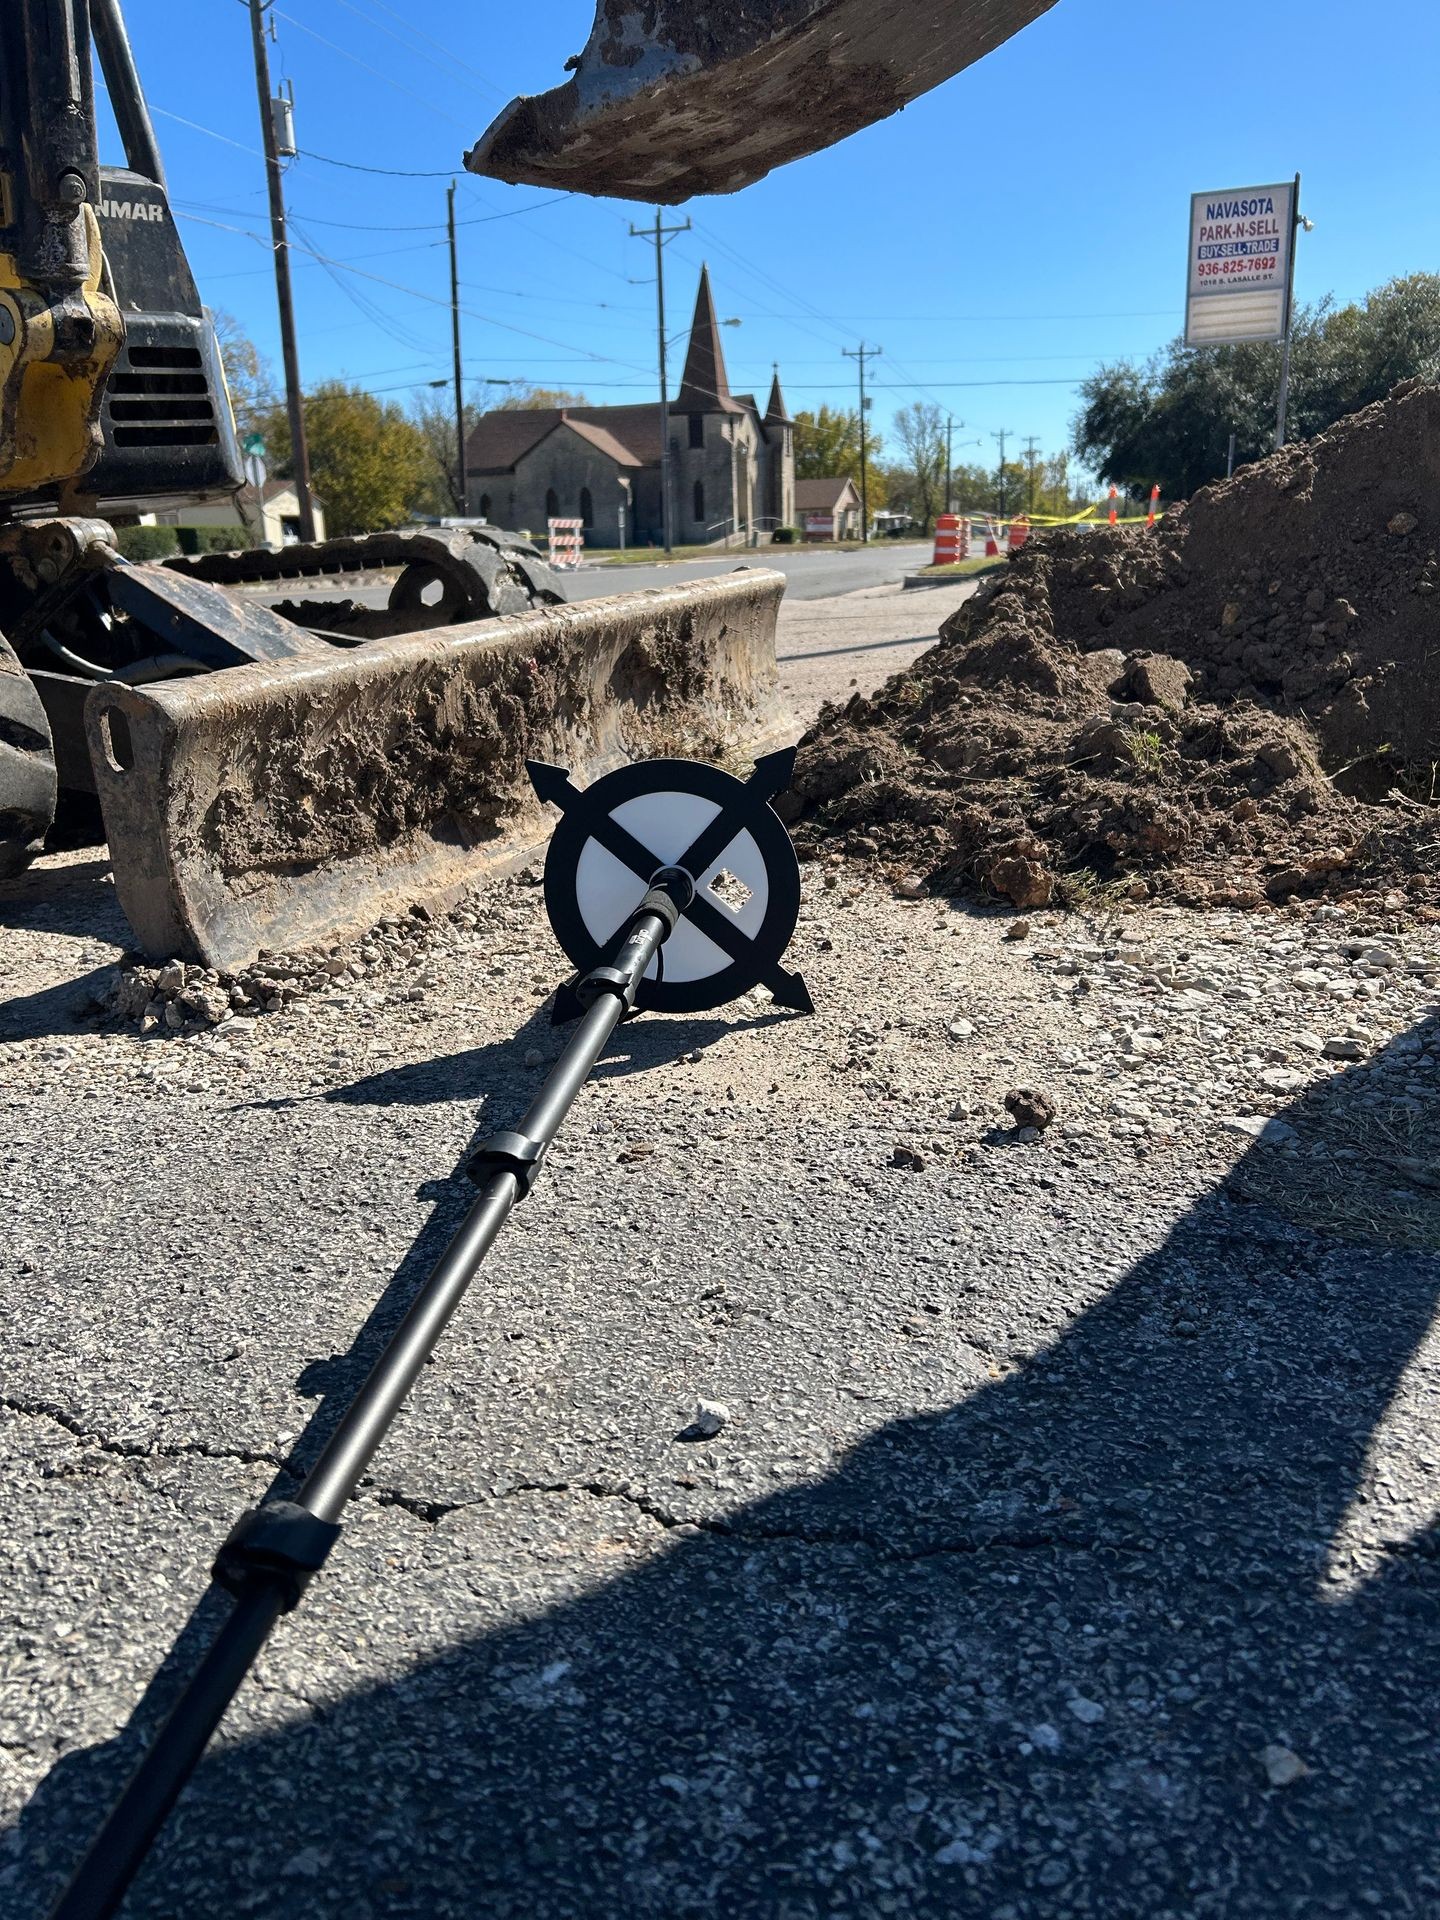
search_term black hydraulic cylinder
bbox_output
[50,879,690,1920]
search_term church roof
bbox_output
[467,403,663,473]
[764,368,793,427]
[674,263,745,415]
[465,268,771,474]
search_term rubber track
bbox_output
[164,525,566,625]
[0,633,57,881]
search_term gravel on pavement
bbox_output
[2,578,1438,1919]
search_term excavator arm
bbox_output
[468,0,1059,202]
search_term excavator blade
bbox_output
[467,0,1058,201]
[84,572,791,972]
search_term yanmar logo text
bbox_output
[102,198,164,222]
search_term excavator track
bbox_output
[0,632,57,881]
[165,524,566,642]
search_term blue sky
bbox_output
[105,0,1440,473]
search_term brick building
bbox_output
[464,266,795,547]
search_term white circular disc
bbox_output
[573,788,771,985]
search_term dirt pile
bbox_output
[783,381,1440,910]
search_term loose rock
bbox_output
[1004,1088,1057,1132]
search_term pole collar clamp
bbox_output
[468,1128,547,1199]
[213,1500,343,1612]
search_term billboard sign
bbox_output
[1184,181,1294,347]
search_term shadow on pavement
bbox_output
[313,1007,792,1112]
[0,964,115,1043]
[14,1017,1440,1917]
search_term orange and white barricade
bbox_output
[981,516,1002,557]
[1107,486,1119,526]
[932,513,968,565]
[1147,484,1161,525]
[1007,515,1030,551]
[547,517,583,569]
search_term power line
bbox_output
[272,10,473,130]
[152,105,263,159]
[337,0,507,98]
[319,0,506,103]
[235,195,572,233]
[295,147,460,179]
[175,211,655,371]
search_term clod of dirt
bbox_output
[891,1143,927,1171]
[1004,1088,1057,1132]
[783,381,1440,912]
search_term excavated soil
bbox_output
[783,381,1440,912]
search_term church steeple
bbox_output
[674,263,732,412]
[764,363,792,428]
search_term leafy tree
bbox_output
[891,401,948,533]
[212,310,276,444]
[490,383,589,411]
[793,403,882,482]
[1073,272,1440,498]
[265,381,436,536]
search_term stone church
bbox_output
[464,266,795,547]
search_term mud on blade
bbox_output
[466,0,1057,202]
[86,573,791,972]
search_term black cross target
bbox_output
[528,751,812,1016]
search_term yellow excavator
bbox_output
[0,0,1056,970]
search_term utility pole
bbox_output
[447,182,467,516]
[1022,435,1041,515]
[629,208,691,557]
[993,428,1011,518]
[842,342,881,541]
[247,0,316,542]
[944,415,961,514]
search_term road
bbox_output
[282,542,936,615]
[566,541,932,601]
[3,580,1439,1919]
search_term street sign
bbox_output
[241,432,266,456]
[1184,181,1294,346]
[531,751,812,1015]
[243,452,267,490]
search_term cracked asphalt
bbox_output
[3,576,1439,1917]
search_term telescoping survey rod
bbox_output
[51,868,697,1920]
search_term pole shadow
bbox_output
[11,1017,1440,1917]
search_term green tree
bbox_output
[490,383,590,411]
[266,381,436,536]
[891,401,947,533]
[212,310,276,444]
[793,403,882,482]
[1073,272,1440,498]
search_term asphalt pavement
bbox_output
[4,567,1439,1918]
[565,541,931,601]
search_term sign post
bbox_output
[1272,172,1303,450]
[1184,176,1303,452]
[241,431,267,492]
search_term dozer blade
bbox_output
[466,0,1058,201]
[84,572,791,972]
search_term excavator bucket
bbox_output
[85,572,790,972]
[467,0,1058,201]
